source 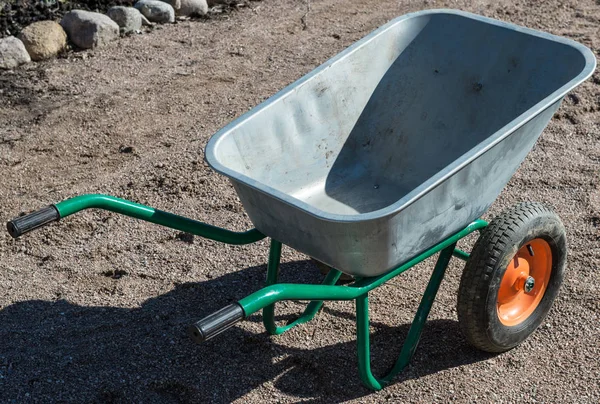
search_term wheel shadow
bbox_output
[0,260,493,403]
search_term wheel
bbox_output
[457,202,567,353]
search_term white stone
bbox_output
[177,0,208,16]
[107,6,143,34]
[0,36,31,69]
[134,0,175,24]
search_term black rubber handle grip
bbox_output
[187,303,245,343]
[7,205,60,238]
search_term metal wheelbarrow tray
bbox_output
[7,9,595,391]
[205,9,595,277]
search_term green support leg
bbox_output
[356,243,457,390]
[452,248,470,261]
[263,239,343,335]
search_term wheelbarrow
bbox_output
[7,10,595,390]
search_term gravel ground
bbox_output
[0,0,599,402]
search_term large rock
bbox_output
[107,6,143,34]
[177,0,208,16]
[61,10,120,49]
[18,21,67,61]
[0,36,31,69]
[134,0,175,23]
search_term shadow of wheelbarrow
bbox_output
[0,260,492,403]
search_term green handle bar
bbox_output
[6,194,265,245]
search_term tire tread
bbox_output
[457,202,563,353]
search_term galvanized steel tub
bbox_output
[205,9,596,277]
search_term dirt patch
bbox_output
[0,0,599,402]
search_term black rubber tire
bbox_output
[457,202,567,353]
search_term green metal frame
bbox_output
[48,194,488,390]
[238,220,486,390]
[54,194,265,244]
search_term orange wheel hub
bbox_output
[497,238,552,326]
